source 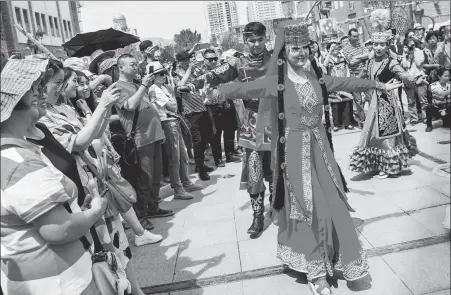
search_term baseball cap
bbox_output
[176,50,194,61]
[139,40,153,52]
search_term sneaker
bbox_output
[215,159,226,167]
[147,208,175,218]
[378,171,388,179]
[232,149,243,156]
[174,188,193,200]
[139,217,155,230]
[184,182,203,192]
[163,176,171,183]
[134,230,163,246]
[346,125,354,130]
[333,126,339,132]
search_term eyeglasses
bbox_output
[157,72,167,77]
[206,57,218,62]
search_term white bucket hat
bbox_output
[1,59,49,122]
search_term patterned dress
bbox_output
[349,57,419,175]
[218,71,382,281]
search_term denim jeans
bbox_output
[134,141,162,218]
[162,120,190,189]
[405,84,428,122]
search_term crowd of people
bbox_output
[0,10,449,295]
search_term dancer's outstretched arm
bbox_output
[215,75,278,102]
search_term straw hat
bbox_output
[98,58,117,75]
[89,49,115,74]
[1,59,49,122]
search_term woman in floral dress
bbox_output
[213,20,403,295]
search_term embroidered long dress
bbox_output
[218,71,383,282]
[349,58,418,175]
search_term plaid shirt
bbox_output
[174,67,207,116]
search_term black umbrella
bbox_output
[62,28,140,57]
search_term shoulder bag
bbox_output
[78,152,136,214]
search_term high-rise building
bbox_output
[1,1,80,58]
[205,1,238,39]
[113,13,128,32]
[247,1,284,22]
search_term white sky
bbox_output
[80,1,249,40]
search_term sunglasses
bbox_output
[206,57,218,62]
[156,72,167,77]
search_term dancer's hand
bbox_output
[384,79,403,91]
[416,76,429,86]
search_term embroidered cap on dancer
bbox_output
[284,23,310,47]
[371,32,390,43]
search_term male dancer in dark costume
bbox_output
[183,22,273,237]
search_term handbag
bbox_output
[78,152,136,214]
[63,204,131,295]
[110,107,140,167]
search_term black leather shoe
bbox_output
[195,165,213,172]
[203,164,214,172]
[425,125,433,132]
[147,209,174,218]
[198,168,210,181]
[226,153,242,163]
[215,159,225,167]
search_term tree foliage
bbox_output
[174,29,202,53]
[115,42,141,61]
[220,34,245,53]
[160,46,175,64]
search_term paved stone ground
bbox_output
[130,121,450,295]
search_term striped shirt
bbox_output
[174,67,207,116]
[341,42,368,75]
[1,139,92,295]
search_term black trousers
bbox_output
[185,111,214,167]
[209,105,237,161]
[331,100,353,127]
[426,104,451,126]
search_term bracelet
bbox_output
[141,84,149,89]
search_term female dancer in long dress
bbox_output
[349,24,421,179]
[212,20,403,295]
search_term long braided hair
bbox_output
[272,45,349,212]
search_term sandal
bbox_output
[308,277,332,295]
